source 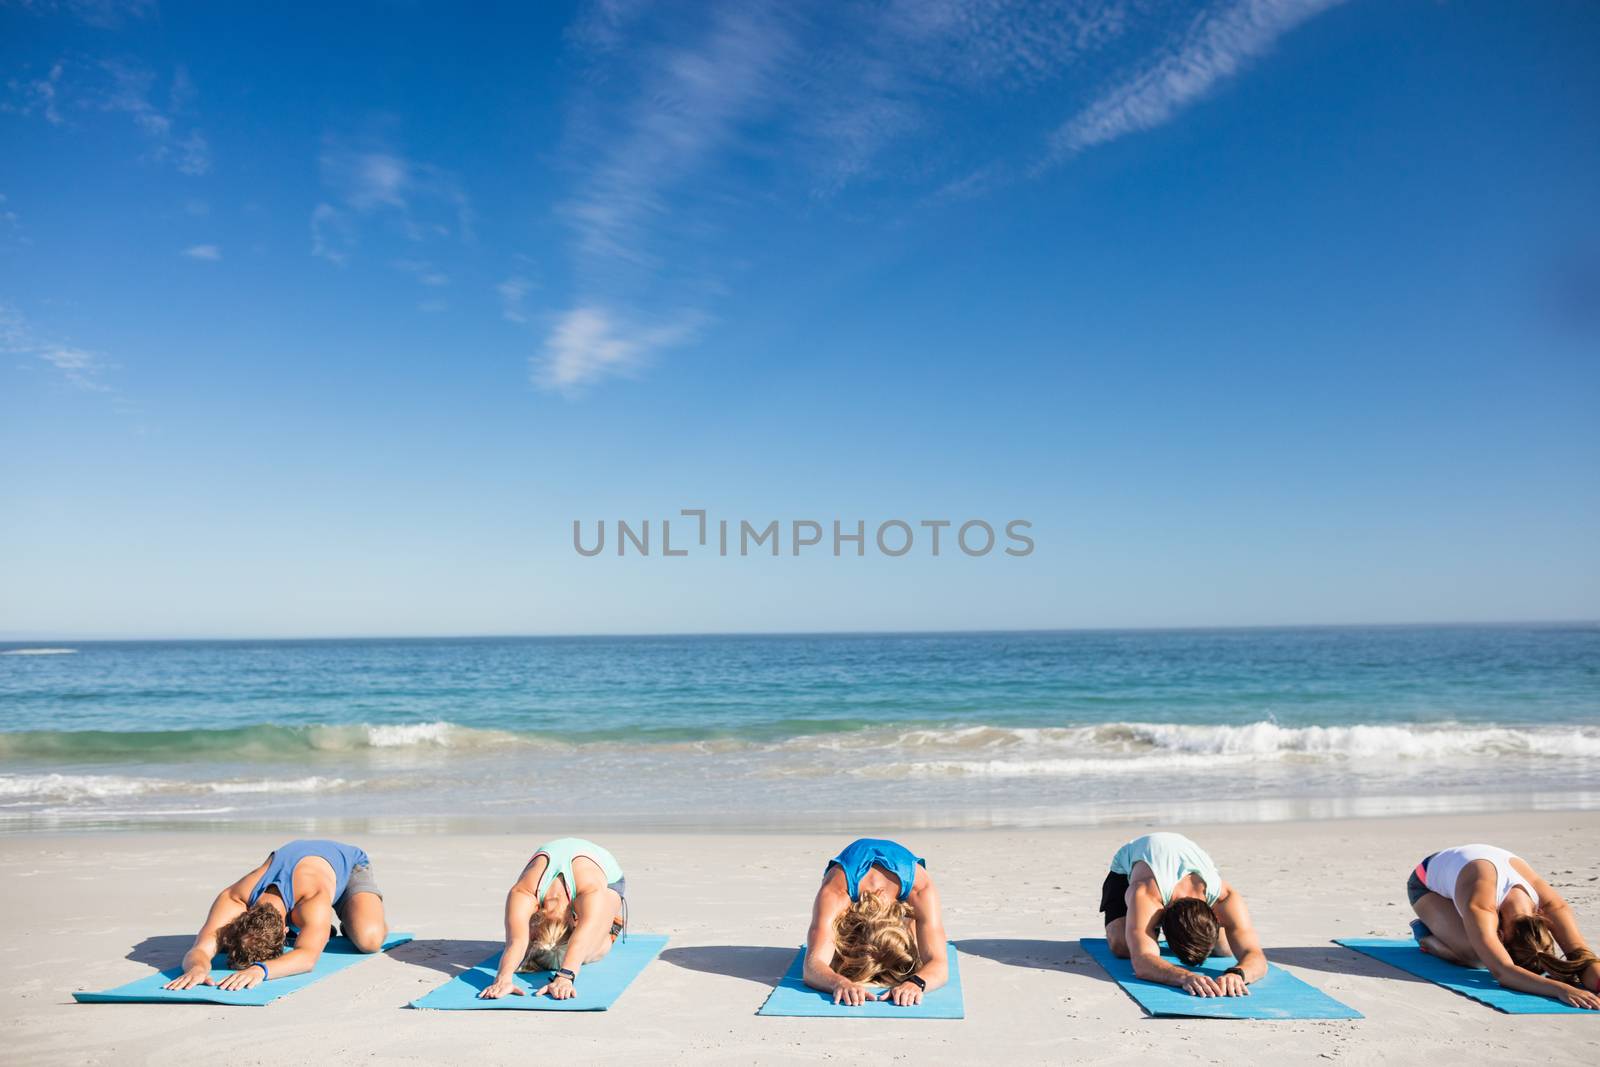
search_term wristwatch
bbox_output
[1222,966,1246,981]
[906,974,927,990]
[555,968,576,983]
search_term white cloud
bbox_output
[0,303,115,392]
[544,1,1144,393]
[313,137,473,262]
[310,202,352,265]
[392,258,449,286]
[4,61,65,124]
[12,0,158,29]
[1047,0,1345,161]
[534,306,701,394]
[5,58,212,173]
[182,244,220,261]
[497,276,534,323]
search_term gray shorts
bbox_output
[335,863,382,927]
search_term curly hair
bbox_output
[831,893,919,986]
[1506,915,1600,984]
[216,902,286,968]
[1161,897,1219,967]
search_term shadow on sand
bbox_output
[953,937,1117,984]
[658,945,795,988]
[386,938,503,980]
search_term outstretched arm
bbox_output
[1461,900,1600,1009]
[479,859,543,999]
[887,874,947,1006]
[1524,868,1600,994]
[803,872,871,1004]
[1215,885,1266,995]
[1126,887,1202,991]
[163,863,263,991]
[534,887,619,999]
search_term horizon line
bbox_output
[2,618,1596,644]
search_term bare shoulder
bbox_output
[1511,855,1564,907]
[570,853,612,893]
[225,856,272,898]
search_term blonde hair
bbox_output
[518,915,573,972]
[1506,915,1600,984]
[831,893,919,985]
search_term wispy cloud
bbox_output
[4,58,212,173]
[181,243,220,261]
[393,258,448,286]
[0,304,115,392]
[10,0,157,29]
[2,60,65,124]
[310,202,352,265]
[539,3,794,393]
[311,135,473,265]
[534,306,701,394]
[497,276,534,323]
[539,1,1149,394]
[1046,0,1344,162]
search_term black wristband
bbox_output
[555,968,576,982]
[906,974,926,990]
[1223,966,1246,980]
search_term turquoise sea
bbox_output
[2,626,1597,831]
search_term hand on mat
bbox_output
[1181,971,1236,998]
[886,980,924,1006]
[1214,972,1250,997]
[535,975,576,1000]
[1554,985,1600,1010]
[477,978,527,999]
[832,980,882,1006]
[162,965,213,991]
[215,967,264,992]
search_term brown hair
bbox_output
[518,915,574,973]
[831,893,919,986]
[1506,915,1600,984]
[1161,897,1219,967]
[216,903,286,968]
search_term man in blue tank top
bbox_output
[164,839,387,992]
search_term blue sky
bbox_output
[1,0,1597,638]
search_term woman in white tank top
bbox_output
[1407,843,1600,1008]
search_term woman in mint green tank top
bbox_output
[479,837,627,1001]
[1097,831,1267,999]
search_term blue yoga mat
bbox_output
[1336,938,1597,1015]
[410,934,668,1011]
[73,932,414,1006]
[1080,938,1361,1019]
[756,944,963,1019]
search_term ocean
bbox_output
[2,626,1597,832]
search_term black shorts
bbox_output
[1099,870,1130,924]
[1406,854,1435,906]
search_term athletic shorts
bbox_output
[1099,870,1131,924]
[607,876,628,941]
[334,862,383,928]
[1406,854,1435,906]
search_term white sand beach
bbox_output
[4,811,1597,1065]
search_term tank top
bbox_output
[1423,844,1539,907]
[247,839,369,913]
[1111,832,1223,906]
[827,838,925,902]
[531,838,624,903]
